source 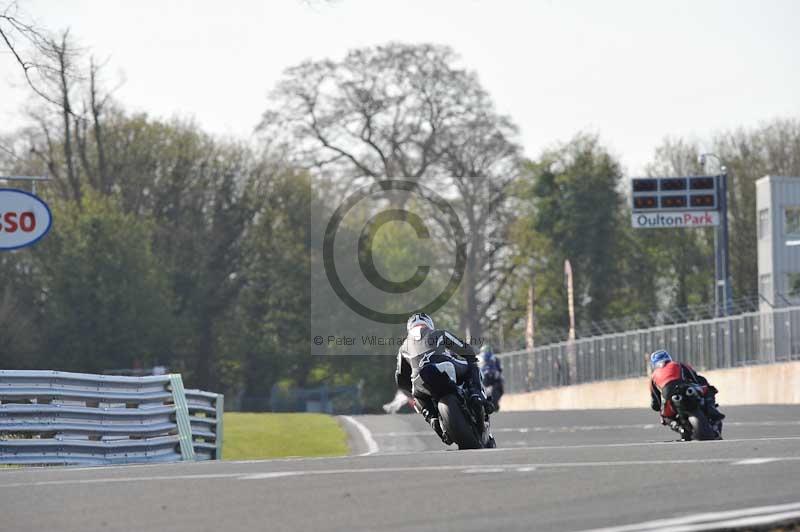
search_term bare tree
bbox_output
[259,43,493,186]
[0,1,64,106]
[1,3,84,201]
[714,118,800,297]
[643,119,800,305]
[262,42,523,336]
[438,104,522,337]
[1,3,120,206]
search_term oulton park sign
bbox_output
[631,211,719,229]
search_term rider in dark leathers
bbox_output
[395,312,490,444]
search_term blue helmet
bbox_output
[650,350,672,369]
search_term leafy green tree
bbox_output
[37,192,174,372]
[0,253,43,368]
[519,134,631,329]
[228,170,312,402]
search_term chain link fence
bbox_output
[498,305,800,394]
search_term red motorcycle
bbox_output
[663,383,723,441]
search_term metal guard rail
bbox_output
[0,370,223,465]
[498,305,800,394]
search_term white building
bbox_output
[756,175,800,310]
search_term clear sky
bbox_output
[1,0,798,174]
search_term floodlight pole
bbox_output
[720,171,732,316]
[700,155,732,316]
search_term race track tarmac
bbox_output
[2,405,799,531]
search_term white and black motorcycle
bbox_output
[437,385,496,449]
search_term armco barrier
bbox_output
[185,388,224,460]
[0,370,223,465]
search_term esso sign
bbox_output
[0,189,53,250]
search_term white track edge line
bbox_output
[576,501,800,532]
[340,415,379,455]
[675,509,800,531]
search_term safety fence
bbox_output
[0,370,223,466]
[265,383,363,414]
[498,305,800,394]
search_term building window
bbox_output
[789,273,800,297]
[758,209,769,239]
[759,274,772,299]
[785,207,800,236]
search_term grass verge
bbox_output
[222,412,349,460]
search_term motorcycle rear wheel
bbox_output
[438,394,482,450]
[688,410,720,441]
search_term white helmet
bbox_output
[406,312,434,332]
